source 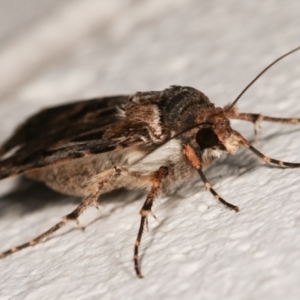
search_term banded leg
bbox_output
[198,168,239,212]
[0,192,99,259]
[0,166,142,259]
[229,112,300,141]
[248,144,300,168]
[134,166,168,278]
[231,113,300,125]
[184,144,239,211]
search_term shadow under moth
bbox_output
[0,47,299,278]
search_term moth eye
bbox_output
[196,128,219,150]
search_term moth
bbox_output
[0,47,299,278]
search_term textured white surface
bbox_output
[0,1,300,299]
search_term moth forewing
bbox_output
[1,46,300,278]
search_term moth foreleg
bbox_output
[233,113,263,138]
[248,144,300,168]
[229,112,300,141]
[230,112,299,125]
[134,166,168,279]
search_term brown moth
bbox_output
[0,47,300,278]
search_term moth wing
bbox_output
[0,95,128,156]
[0,95,144,179]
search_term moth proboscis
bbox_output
[0,47,300,278]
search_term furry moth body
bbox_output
[0,47,300,278]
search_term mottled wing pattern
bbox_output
[0,95,133,179]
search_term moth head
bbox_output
[196,123,246,151]
[183,124,247,170]
[195,106,244,148]
[189,114,248,169]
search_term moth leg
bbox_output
[134,166,168,279]
[184,144,239,212]
[0,166,130,259]
[0,192,100,259]
[198,168,239,212]
[229,112,300,141]
[234,113,263,140]
[248,144,300,168]
[230,113,300,125]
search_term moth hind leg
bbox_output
[0,192,99,259]
[0,166,128,259]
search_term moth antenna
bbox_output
[226,46,300,112]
